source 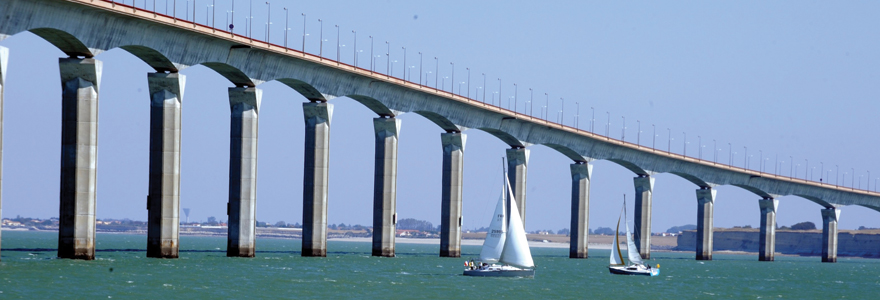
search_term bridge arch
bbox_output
[668,171,712,188]
[118,45,177,73]
[28,27,92,57]
[476,127,526,148]
[201,62,255,87]
[541,143,588,163]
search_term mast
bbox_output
[502,157,509,231]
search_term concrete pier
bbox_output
[821,207,840,263]
[302,102,333,257]
[372,117,401,257]
[695,187,716,260]
[226,87,261,257]
[758,198,778,261]
[146,72,185,258]
[633,176,654,259]
[58,57,102,260]
[506,148,529,225]
[439,132,466,257]
[569,163,592,259]
[0,46,6,259]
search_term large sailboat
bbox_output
[609,196,660,276]
[463,163,535,278]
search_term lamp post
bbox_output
[264,2,270,43]
[652,124,656,149]
[728,143,732,165]
[418,52,422,86]
[449,62,454,94]
[836,165,839,186]
[318,19,323,58]
[385,41,390,77]
[434,57,438,88]
[283,8,288,49]
[591,107,595,132]
[637,120,641,146]
[300,13,306,54]
[576,102,580,129]
[852,168,855,188]
[621,116,625,141]
[698,136,702,159]
[667,128,671,152]
[758,150,763,172]
[789,156,793,177]
[713,139,716,163]
[529,88,534,116]
[482,74,487,102]
[369,36,374,72]
[335,25,340,64]
[401,47,406,81]
[820,162,824,182]
[805,159,809,180]
[467,68,471,99]
[683,132,687,157]
[606,112,610,137]
[513,83,518,114]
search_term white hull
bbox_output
[609,265,659,276]
[463,265,535,278]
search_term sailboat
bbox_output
[609,196,660,276]
[463,162,535,278]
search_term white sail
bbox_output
[478,190,507,263]
[499,176,534,268]
[625,221,644,266]
[609,215,625,266]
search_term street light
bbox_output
[728,143,732,165]
[264,2,270,43]
[529,88,534,116]
[652,124,656,149]
[683,132,687,157]
[592,107,595,132]
[713,139,717,163]
[418,52,422,86]
[336,25,340,64]
[318,19,323,58]
[637,120,641,146]
[449,62,454,94]
[402,47,407,81]
[283,8,288,50]
[385,41,390,78]
[467,68,471,99]
[667,128,671,152]
[698,136,702,159]
[606,112,610,137]
[301,13,306,54]
[434,57,438,88]
[513,83,518,114]
[482,73,487,102]
[621,116,625,141]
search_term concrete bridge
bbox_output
[0,0,876,262]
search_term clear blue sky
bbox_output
[2,0,879,233]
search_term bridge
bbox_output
[0,0,877,262]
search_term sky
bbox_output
[1,0,879,233]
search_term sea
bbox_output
[0,231,878,299]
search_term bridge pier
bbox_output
[821,207,840,263]
[58,57,102,260]
[695,187,716,260]
[302,102,333,257]
[506,148,529,225]
[226,87,261,257]
[569,163,592,258]
[633,175,654,259]
[146,72,185,258]
[0,46,6,260]
[758,197,778,261]
[440,132,465,257]
[372,117,400,257]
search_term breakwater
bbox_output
[676,228,880,258]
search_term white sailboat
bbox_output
[464,165,535,278]
[609,196,660,276]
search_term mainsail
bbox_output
[609,214,625,266]
[478,179,507,263]
[499,181,534,268]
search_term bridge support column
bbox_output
[302,102,333,257]
[633,176,654,259]
[372,117,400,257]
[226,87,261,257]
[506,148,529,225]
[695,187,716,261]
[569,163,592,258]
[0,46,6,259]
[758,197,778,261]
[146,72,185,258]
[821,207,840,263]
[440,132,465,257]
[58,57,102,260]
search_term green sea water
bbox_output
[0,231,878,299]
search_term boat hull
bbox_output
[463,269,535,277]
[609,265,659,276]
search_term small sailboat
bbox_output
[464,161,535,278]
[609,196,660,276]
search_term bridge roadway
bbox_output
[0,0,877,262]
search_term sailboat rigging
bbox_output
[463,159,535,278]
[609,195,660,276]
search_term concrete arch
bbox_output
[201,62,255,87]
[730,184,773,199]
[346,94,396,117]
[476,127,526,148]
[412,111,460,132]
[277,78,327,102]
[791,194,837,209]
[669,171,712,188]
[28,28,92,57]
[859,204,880,213]
[541,143,588,163]
[118,45,177,73]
